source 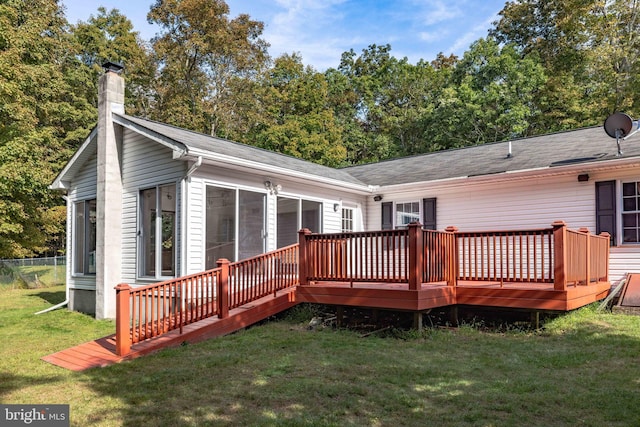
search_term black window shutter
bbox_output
[595,180,616,246]
[422,198,437,230]
[381,202,393,230]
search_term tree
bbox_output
[250,54,346,167]
[71,7,157,117]
[491,0,640,128]
[148,0,270,136]
[426,38,546,147]
[0,0,92,257]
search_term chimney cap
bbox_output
[102,61,124,74]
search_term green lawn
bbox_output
[2,284,640,426]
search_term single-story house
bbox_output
[51,66,640,319]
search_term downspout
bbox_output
[180,156,203,275]
[36,195,70,315]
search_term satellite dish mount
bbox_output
[604,112,639,156]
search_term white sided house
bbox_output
[52,66,640,319]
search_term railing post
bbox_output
[115,283,131,357]
[445,226,459,287]
[579,227,591,285]
[408,222,423,291]
[600,232,610,282]
[217,258,230,319]
[552,221,567,291]
[298,228,311,286]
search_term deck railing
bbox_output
[298,221,609,292]
[299,224,457,290]
[455,228,554,284]
[556,223,609,288]
[115,244,299,356]
[299,228,410,283]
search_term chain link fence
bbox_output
[0,256,66,289]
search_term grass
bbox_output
[2,285,640,426]
[0,264,65,288]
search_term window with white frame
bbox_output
[622,181,640,243]
[140,184,176,278]
[73,199,96,275]
[342,208,354,232]
[395,202,420,229]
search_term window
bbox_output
[342,208,354,232]
[140,184,176,278]
[73,199,96,274]
[622,181,640,243]
[395,202,420,229]
[277,197,322,248]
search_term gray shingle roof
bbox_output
[341,126,640,186]
[116,114,640,188]
[116,114,368,186]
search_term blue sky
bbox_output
[61,0,507,70]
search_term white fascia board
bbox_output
[376,157,640,192]
[184,148,373,194]
[112,115,187,157]
[50,127,98,190]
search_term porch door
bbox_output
[206,186,266,268]
[238,190,266,260]
[277,197,299,248]
[206,187,235,268]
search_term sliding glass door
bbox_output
[206,186,266,268]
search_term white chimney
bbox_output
[95,62,124,319]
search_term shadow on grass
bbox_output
[78,313,640,426]
[30,290,66,305]
[0,372,65,400]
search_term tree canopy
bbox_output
[1,0,639,257]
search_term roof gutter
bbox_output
[182,149,373,194]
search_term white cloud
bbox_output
[447,12,499,54]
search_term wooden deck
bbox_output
[297,280,611,312]
[43,221,613,371]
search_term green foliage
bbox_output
[0,0,91,258]
[3,0,640,254]
[148,0,270,136]
[249,54,347,167]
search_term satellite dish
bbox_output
[604,112,639,156]
[604,112,633,138]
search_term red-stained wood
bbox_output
[103,221,612,361]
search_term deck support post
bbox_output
[298,228,312,286]
[530,311,540,329]
[449,306,459,327]
[408,222,423,291]
[336,306,344,327]
[217,258,230,319]
[552,221,568,291]
[413,312,423,331]
[115,283,131,357]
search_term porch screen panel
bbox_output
[302,200,322,232]
[140,188,157,276]
[238,190,266,260]
[277,197,299,248]
[206,186,236,268]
